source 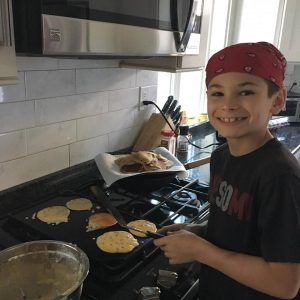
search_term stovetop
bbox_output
[0,160,209,300]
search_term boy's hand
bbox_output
[154,229,211,264]
[157,221,207,236]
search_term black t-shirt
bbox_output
[198,138,300,300]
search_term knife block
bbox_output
[133,113,175,151]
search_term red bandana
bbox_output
[205,42,287,87]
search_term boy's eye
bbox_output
[240,90,254,96]
[209,91,223,97]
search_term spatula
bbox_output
[90,185,164,239]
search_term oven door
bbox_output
[12,0,202,57]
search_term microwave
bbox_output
[277,98,300,122]
[11,0,203,58]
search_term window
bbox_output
[157,0,282,125]
[228,0,281,44]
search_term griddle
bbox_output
[3,191,159,282]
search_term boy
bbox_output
[154,42,300,299]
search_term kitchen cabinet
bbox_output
[277,0,300,62]
[0,0,18,85]
[120,0,214,72]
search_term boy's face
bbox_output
[206,72,285,144]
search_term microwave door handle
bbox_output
[176,0,197,52]
[0,0,13,46]
[170,0,181,47]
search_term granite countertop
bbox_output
[175,122,300,184]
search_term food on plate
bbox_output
[115,151,173,173]
[86,212,117,232]
[96,231,139,253]
[66,198,93,211]
[36,206,70,225]
[127,219,157,237]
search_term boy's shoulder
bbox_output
[212,139,299,174]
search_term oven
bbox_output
[0,160,209,300]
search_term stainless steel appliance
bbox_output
[11,0,203,58]
[0,0,17,85]
[0,161,209,300]
[277,97,300,122]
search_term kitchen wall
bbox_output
[0,57,158,191]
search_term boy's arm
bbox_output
[200,240,300,299]
[155,232,300,299]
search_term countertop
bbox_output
[175,121,300,184]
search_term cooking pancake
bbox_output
[127,219,157,238]
[86,212,117,232]
[36,206,70,225]
[96,231,139,253]
[65,198,93,211]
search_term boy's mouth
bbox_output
[217,117,247,123]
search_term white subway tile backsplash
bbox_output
[76,68,136,94]
[77,108,135,140]
[108,87,139,111]
[17,57,59,71]
[70,135,108,166]
[0,146,69,191]
[0,72,26,103]
[136,70,158,86]
[25,70,76,99]
[27,121,76,154]
[0,57,158,191]
[58,59,120,69]
[0,101,35,133]
[108,126,140,152]
[35,92,109,125]
[0,131,26,162]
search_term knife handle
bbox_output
[171,105,181,120]
[161,96,173,114]
[173,111,182,127]
[166,99,178,116]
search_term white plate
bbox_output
[94,147,188,187]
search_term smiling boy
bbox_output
[154,42,300,299]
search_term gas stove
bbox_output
[0,160,209,300]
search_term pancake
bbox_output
[115,151,173,174]
[86,212,117,232]
[96,231,139,253]
[127,219,157,238]
[36,206,70,225]
[66,198,93,211]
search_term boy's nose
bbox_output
[221,95,238,110]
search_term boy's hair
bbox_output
[266,80,280,97]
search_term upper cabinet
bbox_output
[277,0,300,62]
[0,0,17,85]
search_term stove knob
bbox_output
[137,287,161,300]
[156,270,178,289]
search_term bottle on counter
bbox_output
[160,129,176,155]
[176,124,190,153]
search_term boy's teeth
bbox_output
[221,117,243,122]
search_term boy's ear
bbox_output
[270,88,287,114]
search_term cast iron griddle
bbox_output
[5,193,157,281]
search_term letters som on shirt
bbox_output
[210,174,252,221]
